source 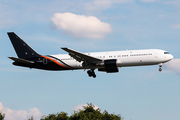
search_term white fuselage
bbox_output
[51,49,173,69]
[8,32,174,77]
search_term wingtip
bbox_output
[61,47,68,49]
[8,57,13,59]
[8,57,15,61]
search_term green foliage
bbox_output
[69,103,102,120]
[28,116,34,120]
[40,103,122,120]
[102,110,121,120]
[0,112,5,120]
[40,112,69,120]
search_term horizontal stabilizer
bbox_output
[8,57,34,64]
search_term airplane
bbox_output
[7,32,173,78]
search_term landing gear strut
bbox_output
[159,63,162,72]
[87,69,96,78]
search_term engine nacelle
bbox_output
[98,59,119,73]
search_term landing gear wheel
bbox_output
[92,74,96,78]
[87,69,96,78]
[87,70,91,77]
[159,63,163,72]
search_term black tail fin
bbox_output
[7,32,40,59]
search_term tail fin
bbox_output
[7,32,40,59]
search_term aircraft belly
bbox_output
[35,61,72,70]
[117,57,161,67]
[61,60,83,69]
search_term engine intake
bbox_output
[98,59,119,73]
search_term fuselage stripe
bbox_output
[41,55,70,69]
[48,55,74,69]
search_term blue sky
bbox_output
[1,0,180,120]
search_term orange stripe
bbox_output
[41,55,70,68]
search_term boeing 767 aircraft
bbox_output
[8,32,173,78]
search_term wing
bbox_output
[61,47,102,64]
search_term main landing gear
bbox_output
[159,63,162,72]
[87,69,96,78]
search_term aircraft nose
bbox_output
[169,54,173,60]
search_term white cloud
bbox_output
[0,102,41,120]
[51,12,112,39]
[140,0,159,2]
[164,59,180,74]
[0,4,16,28]
[85,0,134,11]
[171,24,180,29]
[71,104,100,111]
[164,0,180,5]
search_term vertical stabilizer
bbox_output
[7,32,40,59]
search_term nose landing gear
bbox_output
[159,63,162,72]
[87,69,96,78]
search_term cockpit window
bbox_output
[164,52,169,54]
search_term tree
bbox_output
[28,116,34,120]
[0,112,5,120]
[40,103,122,120]
[40,112,69,120]
[102,110,121,120]
[69,103,122,120]
[70,103,102,120]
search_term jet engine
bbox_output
[98,59,119,73]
